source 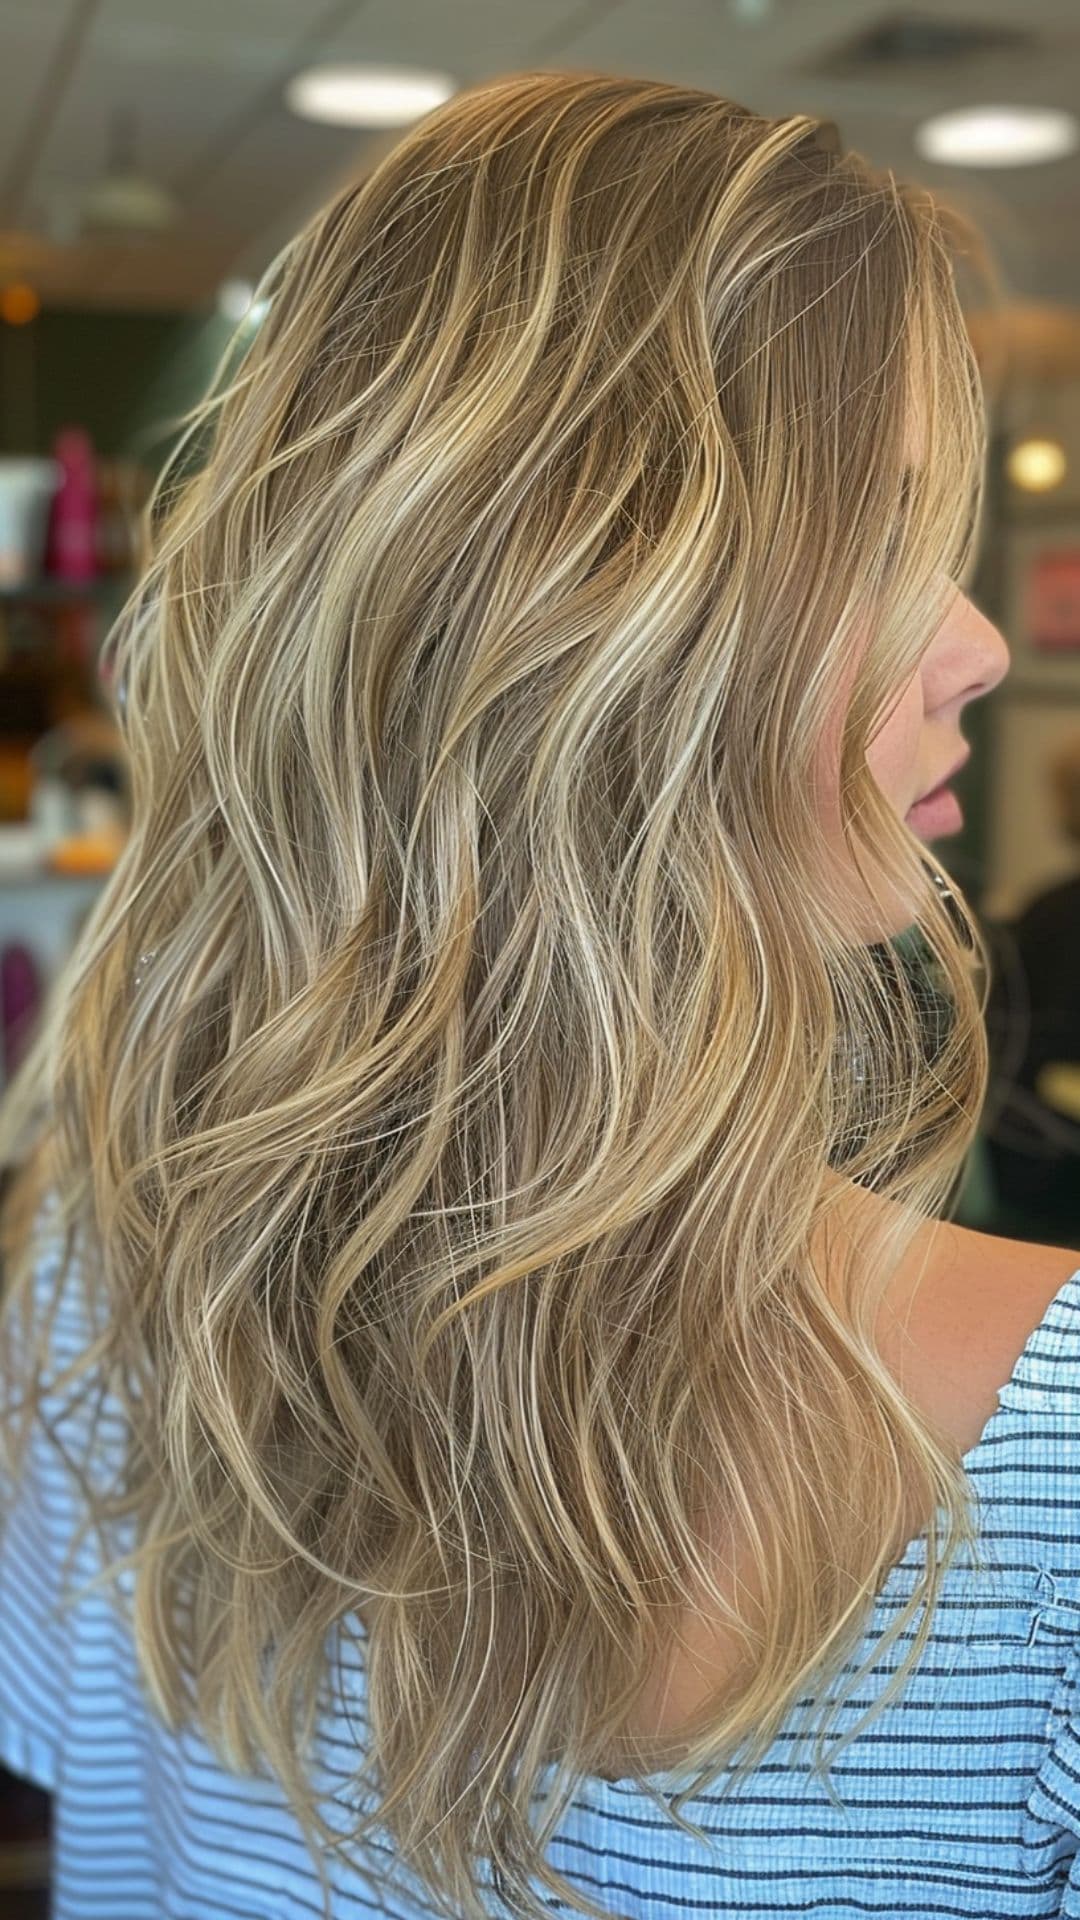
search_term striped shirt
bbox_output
[5,1218,1080,1917]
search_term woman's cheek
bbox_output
[865,676,924,814]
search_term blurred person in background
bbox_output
[983,732,1080,1239]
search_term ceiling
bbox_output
[0,0,1078,322]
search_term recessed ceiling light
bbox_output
[915,105,1079,167]
[1007,437,1067,492]
[218,277,255,322]
[284,65,455,128]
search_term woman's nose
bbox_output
[974,602,1010,698]
[950,593,1011,705]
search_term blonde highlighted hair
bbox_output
[1,68,999,1920]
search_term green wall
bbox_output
[0,305,235,468]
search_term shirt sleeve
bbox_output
[0,1388,66,1790]
[0,1203,93,1794]
[1023,1640,1080,1907]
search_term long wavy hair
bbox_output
[1,68,999,1920]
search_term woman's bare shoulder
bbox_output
[817,1173,1080,1318]
[949,1218,1080,1299]
[887,1219,1080,1454]
[816,1177,1080,1448]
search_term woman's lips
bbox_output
[905,782,964,838]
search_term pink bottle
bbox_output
[1,941,42,1079]
[44,427,99,581]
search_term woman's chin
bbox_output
[844,874,926,944]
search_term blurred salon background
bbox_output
[0,2,1079,1905]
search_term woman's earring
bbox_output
[925,861,978,950]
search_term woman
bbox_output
[2,68,1079,1920]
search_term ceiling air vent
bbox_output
[807,12,1037,75]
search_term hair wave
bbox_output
[1,68,999,1920]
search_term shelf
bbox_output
[0,578,125,604]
